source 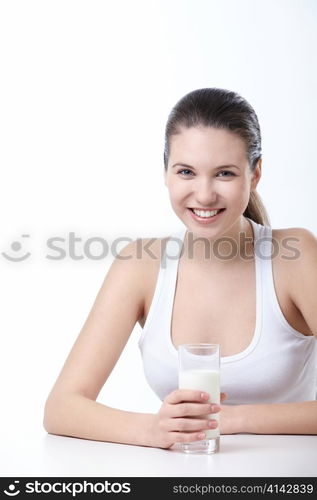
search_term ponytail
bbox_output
[244,190,270,226]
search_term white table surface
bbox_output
[2,428,317,477]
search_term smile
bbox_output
[187,207,226,223]
[190,208,223,218]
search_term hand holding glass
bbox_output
[178,343,220,454]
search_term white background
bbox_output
[0,0,316,474]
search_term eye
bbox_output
[217,171,236,177]
[176,169,236,178]
[177,169,194,177]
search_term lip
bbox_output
[187,207,226,224]
[189,208,224,211]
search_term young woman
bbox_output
[44,88,317,449]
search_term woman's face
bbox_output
[164,125,261,238]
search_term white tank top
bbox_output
[138,218,317,405]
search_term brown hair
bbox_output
[163,88,270,226]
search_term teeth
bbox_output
[192,209,221,218]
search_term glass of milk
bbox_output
[178,343,220,454]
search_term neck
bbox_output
[182,217,254,265]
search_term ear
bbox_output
[251,158,262,190]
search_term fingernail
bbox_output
[198,432,205,439]
[210,404,221,412]
[201,393,209,400]
[208,420,217,428]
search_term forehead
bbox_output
[169,126,248,165]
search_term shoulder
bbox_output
[272,226,317,261]
[272,226,316,241]
[271,226,317,277]
[272,226,317,337]
[116,236,170,327]
[115,235,169,291]
[117,236,169,264]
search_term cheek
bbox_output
[220,182,250,211]
[166,181,187,200]
[234,185,252,211]
[229,180,250,198]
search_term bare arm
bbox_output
[222,228,317,436]
[44,239,158,447]
[44,239,221,448]
[45,393,157,446]
[222,401,317,435]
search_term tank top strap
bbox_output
[254,220,304,336]
[252,221,275,300]
[219,217,264,363]
[160,226,187,304]
[162,227,187,268]
[247,217,284,345]
[138,227,186,343]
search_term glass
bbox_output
[178,343,220,454]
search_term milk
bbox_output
[179,369,220,438]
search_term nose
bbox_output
[194,178,218,206]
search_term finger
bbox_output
[165,389,210,405]
[167,417,218,432]
[169,402,221,418]
[169,430,211,443]
[220,392,227,403]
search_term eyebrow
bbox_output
[171,162,240,170]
